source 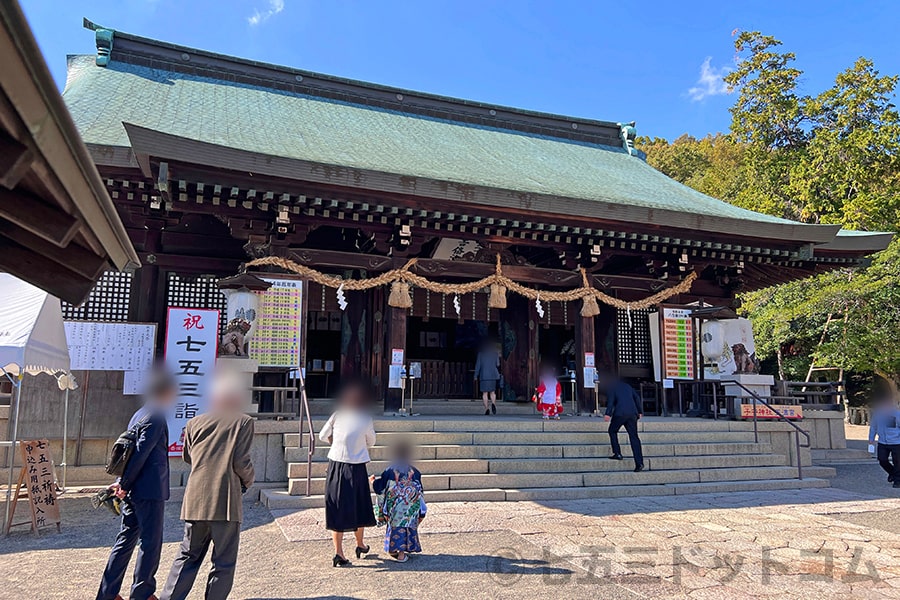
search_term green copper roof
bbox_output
[63,52,834,238]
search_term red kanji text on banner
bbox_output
[163,308,219,457]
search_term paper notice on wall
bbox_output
[388,365,403,389]
[583,367,597,389]
[584,352,595,368]
[123,370,149,396]
[64,321,157,371]
[391,348,405,366]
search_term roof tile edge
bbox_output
[79,17,630,148]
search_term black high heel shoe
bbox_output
[355,545,370,559]
[333,554,351,567]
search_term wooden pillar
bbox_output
[340,289,365,378]
[130,225,161,324]
[500,294,535,401]
[384,302,408,412]
[575,315,597,414]
[369,288,385,400]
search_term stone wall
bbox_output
[802,410,847,450]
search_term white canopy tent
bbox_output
[0,274,76,533]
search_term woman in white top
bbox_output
[319,381,377,567]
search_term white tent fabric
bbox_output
[0,273,78,533]
[0,274,75,389]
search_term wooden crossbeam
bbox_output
[0,131,33,190]
[0,187,79,247]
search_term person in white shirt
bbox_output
[319,380,377,567]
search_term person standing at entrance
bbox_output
[319,380,377,567]
[159,372,255,600]
[869,395,900,488]
[603,376,644,472]
[535,363,563,420]
[474,339,501,415]
[97,369,176,600]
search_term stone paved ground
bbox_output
[2,485,900,599]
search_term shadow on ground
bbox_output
[0,495,274,555]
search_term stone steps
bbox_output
[286,439,766,463]
[307,399,538,416]
[287,417,760,436]
[263,476,833,509]
[288,430,758,450]
[278,416,829,504]
[285,455,811,495]
[287,443,780,478]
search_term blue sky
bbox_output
[21,0,900,141]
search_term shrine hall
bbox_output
[59,21,890,416]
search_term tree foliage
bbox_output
[637,31,900,392]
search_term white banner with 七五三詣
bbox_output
[164,308,219,457]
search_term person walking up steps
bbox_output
[474,338,501,415]
[603,375,644,472]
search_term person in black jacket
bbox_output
[603,376,645,472]
[97,370,176,600]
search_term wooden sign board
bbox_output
[6,439,61,534]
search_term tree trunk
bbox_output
[776,344,786,381]
[874,369,899,400]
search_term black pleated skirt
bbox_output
[324,460,376,532]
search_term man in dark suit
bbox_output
[160,372,255,600]
[603,376,645,472]
[97,370,176,600]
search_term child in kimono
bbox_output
[371,439,427,562]
[535,364,563,420]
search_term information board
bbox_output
[661,307,694,380]
[248,278,304,368]
[7,439,61,534]
[164,308,219,457]
[64,322,157,371]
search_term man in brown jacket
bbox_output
[159,374,255,600]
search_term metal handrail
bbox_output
[294,371,316,496]
[720,379,810,480]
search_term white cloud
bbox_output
[687,57,732,102]
[248,0,285,26]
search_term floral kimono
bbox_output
[535,376,563,419]
[372,463,426,554]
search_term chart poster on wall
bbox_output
[64,322,157,371]
[164,308,219,457]
[248,278,304,368]
[662,307,695,380]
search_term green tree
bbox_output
[641,31,900,394]
[791,58,900,229]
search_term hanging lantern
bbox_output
[217,273,272,357]
[488,283,507,309]
[388,281,412,309]
[581,293,600,318]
